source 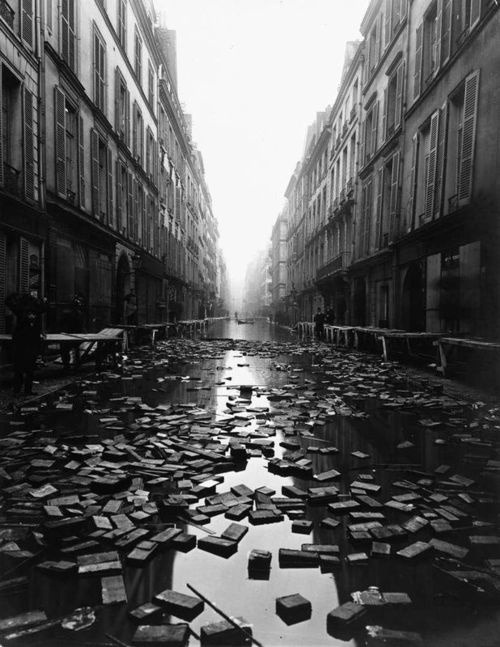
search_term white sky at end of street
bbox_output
[154,0,371,295]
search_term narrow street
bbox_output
[0,320,499,646]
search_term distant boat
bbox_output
[237,318,255,325]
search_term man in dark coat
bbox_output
[6,293,46,395]
[314,308,325,340]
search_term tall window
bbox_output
[362,100,379,165]
[61,0,77,71]
[93,27,106,112]
[148,62,154,107]
[134,29,142,84]
[91,130,112,223]
[132,103,143,163]
[384,60,404,140]
[117,0,127,48]
[115,69,130,145]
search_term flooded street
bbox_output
[1,319,499,646]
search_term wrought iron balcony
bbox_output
[316,251,351,281]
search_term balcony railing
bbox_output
[0,0,14,28]
[316,251,351,281]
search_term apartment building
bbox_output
[0,0,43,333]
[270,208,288,322]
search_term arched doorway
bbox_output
[401,262,425,331]
[116,253,131,324]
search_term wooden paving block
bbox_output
[314,469,341,481]
[101,574,127,605]
[230,484,254,498]
[115,528,149,550]
[351,480,380,493]
[128,602,163,623]
[321,517,341,529]
[320,554,341,572]
[383,592,412,605]
[42,516,88,539]
[37,560,77,575]
[225,503,252,521]
[397,541,432,559]
[126,540,159,565]
[171,532,197,552]
[0,611,47,633]
[346,552,369,564]
[282,485,308,499]
[301,544,339,555]
[276,593,311,624]
[149,527,182,547]
[154,589,204,620]
[221,523,248,543]
[77,551,121,575]
[371,541,391,557]
[308,486,339,505]
[255,486,275,497]
[132,624,189,645]
[249,509,284,525]
[197,504,228,517]
[272,497,305,511]
[291,520,313,534]
[327,602,366,630]
[278,549,319,568]
[248,549,272,570]
[200,617,252,645]
[328,500,360,514]
[198,536,238,558]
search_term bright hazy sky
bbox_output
[155,0,370,301]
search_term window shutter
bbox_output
[114,67,120,133]
[401,0,407,21]
[375,167,384,249]
[133,177,138,241]
[470,0,481,28]
[91,129,99,216]
[107,148,113,227]
[0,67,3,186]
[19,237,30,294]
[125,87,130,147]
[54,86,66,198]
[371,101,379,157]
[24,89,35,200]
[434,103,448,218]
[116,159,122,230]
[440,0,452,64]
[424,110,439,220]
[363,179,373,256]
[21,0,34,47]
[394,61,404,130]
[127,170,133,236]
[384,0,391,49]
[0,233,6,333]
[78,116,85,208]
[407,133,418,231]
[382,88,387,143]
[435,0,443,73]
[61,2,69,63]
[389,150,400,240]
[132,101,137,156]
[413,23,423,102]
[458,70,479,205]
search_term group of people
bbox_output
[313,307,335,340]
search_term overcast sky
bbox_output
[155,0,370,303]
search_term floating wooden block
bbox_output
[397,541,432,559]
[231,484,254,498]
[0,611,47,633]
[321,517,340,529]
[371,541,391,557]
[278,549,319,568]
[346,552,369,564]
[126,541,159,565]
[115,528,149,550]
[301,544,339,555]
[314,469,341,481]
[149,527,182,547]
[37,560,77,575]
[328,500,359,514]
[320,555,341,572]
[248,549,272,570]
[225,503,252,521]
[383,592,412,605]
[276,593,311,624]
[327,601,366,629]
[291,520,313,534]
[171,533,197,552]
[128,602,162,623]
[249,509,284,525]
[154,589,204,620]
[221,523,248,543]
[198,536,238,558]
[200,617,252,645]
[101,574,127,605]
[351,481,380,493]
[197,504,228,517]
[78,551,121,575]
[132,624,189,645]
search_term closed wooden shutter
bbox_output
[389,151,400,239]
[435,0,443,72]
[132,101,137,156]
[363,178,373,256]
[381,88,387,143]
[384,0,391,48]
[78,116,85,208]
[434,103,448,218]
[19,237,30,293]
[125,87,130,147]
[24,88,34,200]
[414,23,423,101]
[470,0,481,28]
[127,170,133,236]
[90,129,99,216]
[394,61,404,130]
[114,67,120,133]
[424,110,439,220]
[426,253,441,331]
[133,177,138,241]
[21,0,33,47]
[116,159,122,231]
[0,233,6,333]
[107,147,113,226]
[458,70,479,205]
[370,101,379,158]
[407,134,419,231]
[55,86,66,198]
[440,0,452,65]
[375,167,384,249]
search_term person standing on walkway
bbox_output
[60,294,86,369]
[6,293,47,395]
[314,308,325,340]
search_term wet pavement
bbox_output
[1,319,500,646]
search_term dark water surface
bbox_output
[1,319,499,646]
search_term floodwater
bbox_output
[1,319,499,646]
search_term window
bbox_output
[117,0,127,48]
[366,17,382,78]
[61,0,77,71]
[115,68,130,145]
[54,87,85,207]
[349,134,356,180]
[132,102,143,163]
[360,177,373,257]
[361,100,379,165]
[146,127,154,178]
[93,27,106,112]
[21,0,34,46]
[384,0,407,47]
[134,29,142,84]
[375,151,400,248]
[383,60,404,140]
[1,68,22,194]
[91,129,112,223]
[116,160,129,234]
[423,2,438,85]
[148,62,154,107]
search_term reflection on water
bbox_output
[1,319,499,646]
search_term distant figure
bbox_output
[60,294,86,369]
[314,308,325,340]
[326,308,336,325]
[234,311,238,321]
[124,290,138,325]
[6,293,47,395]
